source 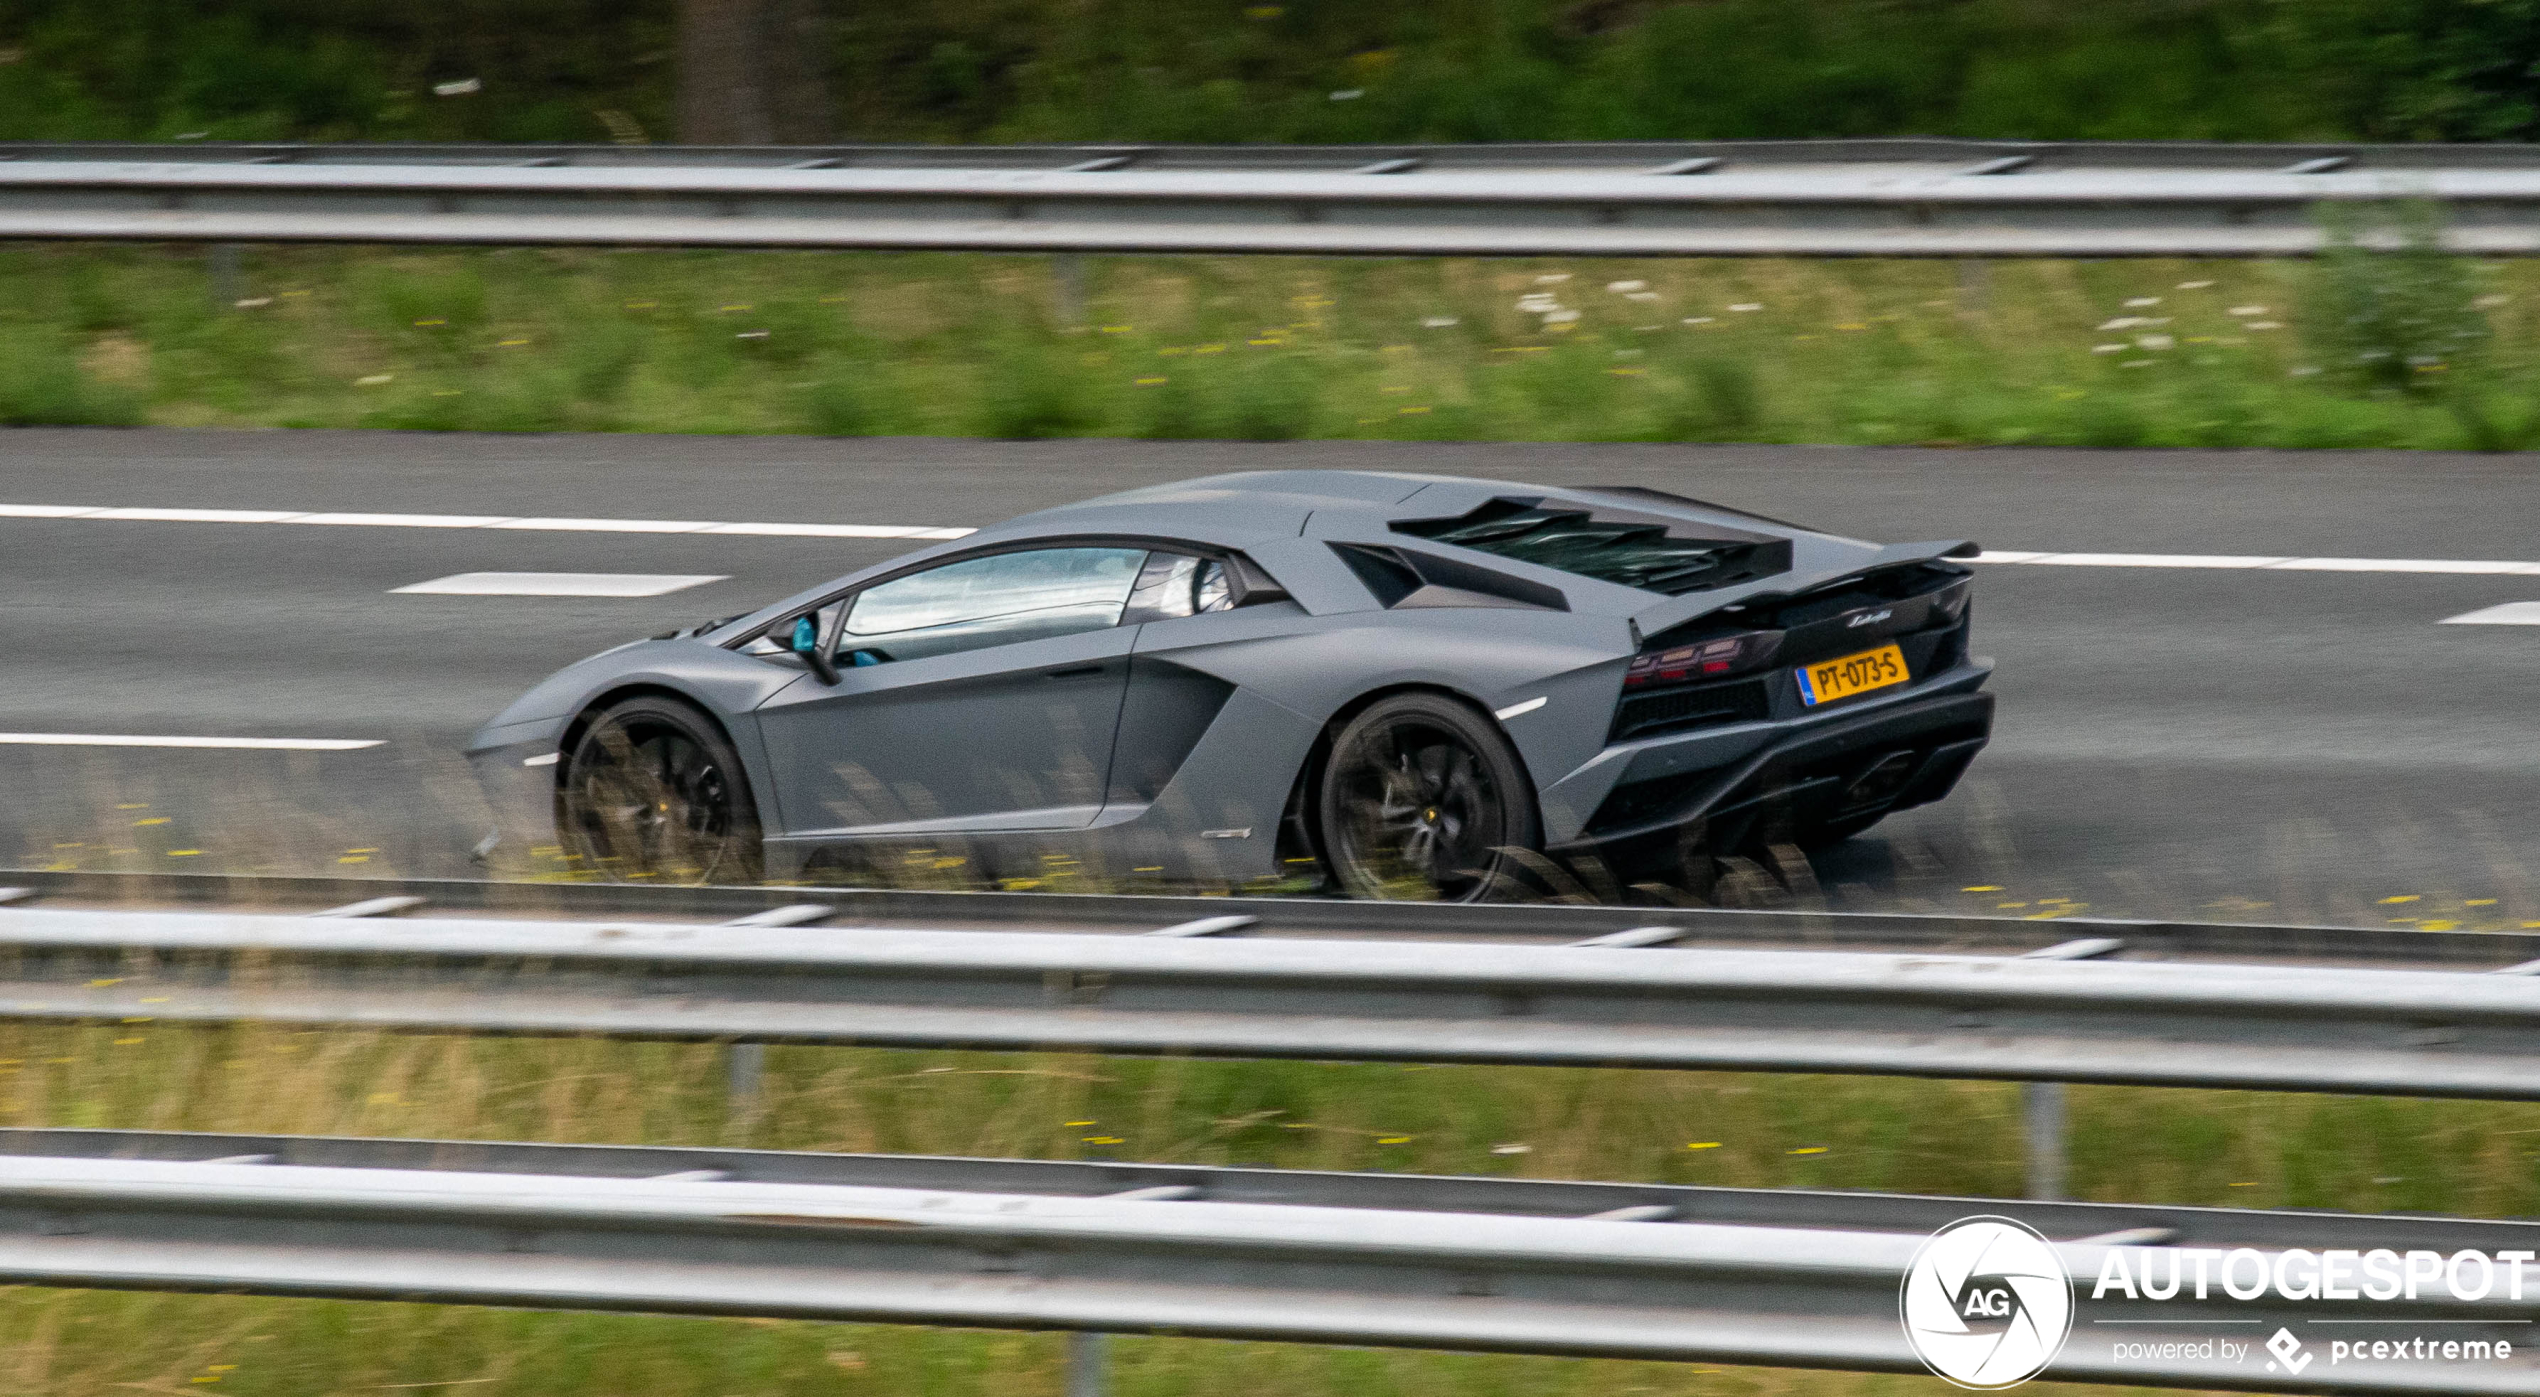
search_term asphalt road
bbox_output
[4,428,2536,928]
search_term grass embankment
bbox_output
[9,240,2540,449]
[0,1023,2531,1395]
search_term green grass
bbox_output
[0,1020,2531,1395]
[8,241,2540,449]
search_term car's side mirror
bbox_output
[788,614,840,685]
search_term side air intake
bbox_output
[1328,543,1570,612]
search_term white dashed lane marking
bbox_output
[393,572,730,598]
[2440,602,2540,625]
[0,733,382,751]
[0,502,973,539]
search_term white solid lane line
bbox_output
[0,502,973,540]
[487,516,722,534]
[2440,602,2540,625]
[8,500,2534,571]
[1974,550,2540,575]
[393,572,729,597]
[0,733,382,751]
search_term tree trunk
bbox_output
[677,0,832,144]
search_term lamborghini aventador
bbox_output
[466,470,1993,900]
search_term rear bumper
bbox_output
[1544,666,1993,863]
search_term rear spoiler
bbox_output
[1628,538,1979,639]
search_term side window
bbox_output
[839,547,1147,664]
[1121,552,1237,624]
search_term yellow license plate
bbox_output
[1796,643,1908,707]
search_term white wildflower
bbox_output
[2288,365,2322,376]
[1728,303,1763,312]
[2245,321,2283,331]
[1533,273,1572,284]
[1542,309,1581,324]
[1420,316,1458,328]
[1625,291,1661,302]
[432,78,481,97]
[2176,280,2215,290]
[2475,294,2511,308]
[2136,334,2175,350]
[1605,280,1647,293]
[2097,317,2146,331]
[2091,344,2127,354]
[1328,88,1363,101]
[2228,305,2267,316]
[1682,316,1715,325]
[354,373,394,386]
[2124,297,2162,307]
[1514,294,1560,312]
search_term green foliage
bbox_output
[1655,354,1763,441]
[800,361,881,436]
[0,325,141,425]
[3,1,2540,146]
[0,0,674,141]
[976,335,1099,439]
[2302,202,2488,395]
[2264,0,2540,140]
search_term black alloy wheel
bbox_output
[1318,693,1541,901]
[560,695,764,884]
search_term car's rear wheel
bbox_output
[560,695,763,884]
[1318,693,1540,902]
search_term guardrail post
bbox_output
[1066,1330,1107,1397]
[1956,258,1990,309]
[2023,1081,2066,1200]
[726,1042,766,1131]
[1053,254,1087,327]
[208,244,244,307]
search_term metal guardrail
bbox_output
[0,1129,2527,1394]
[5,139,2540,256]
[0,905,2533,1099]
[12,867,2539,968]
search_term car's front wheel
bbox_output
[1318,693,1540,901]
[559,695,763,884]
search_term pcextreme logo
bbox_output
[1900,1217,2076,1389]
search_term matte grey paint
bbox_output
[469,470,1986,885]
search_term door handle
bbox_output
[1044,664,1105,680]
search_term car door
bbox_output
[754,545,1149,837]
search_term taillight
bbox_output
[1623,631,1779,688]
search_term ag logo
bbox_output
[1900,1216,2074,1389]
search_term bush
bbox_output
[2302,202,2488,396]
[0,330,144,426]
[976,337,1099,439]
[1655,354,1762,441]
[800,360,881,436]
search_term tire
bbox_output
[559,695,764,884]
[1318,693,1541,902]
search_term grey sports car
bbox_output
[466,470,1993,900]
